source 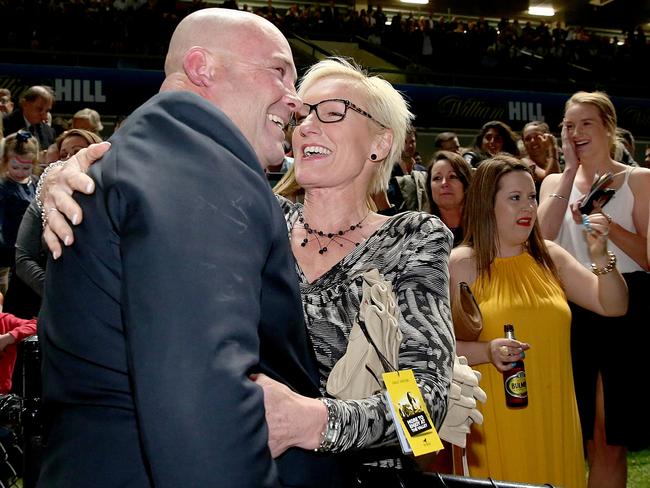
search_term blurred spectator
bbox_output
[0,131,39,294]
[72,108,104,135]
[0,291,37,395]
[113,114,129,134]
[613,127,637,166]
[616,127,635,155]
[0,89,14,115]
[5,129,103,319]
[434,131,461,153]
[379,127,425,213]
[463,120,520,168]
[425,150,473,246]
[521,121,561,189]
[51,115,70,138]
[3,86,56,149]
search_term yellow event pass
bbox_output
[383,369,443,456]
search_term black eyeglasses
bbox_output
[290,98,387,129]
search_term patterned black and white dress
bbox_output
[278,196,455,456]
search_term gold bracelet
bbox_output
[549,193,567,200]
[590,251,617,276]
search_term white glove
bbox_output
[455,356,487,405]
[439,355,487,448]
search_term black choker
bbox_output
[297,212,369,255]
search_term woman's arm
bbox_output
[537,125,579,239]
[456,339,528,373]
[252,373,326,457]
[548,224,628,316]
[323,217,455,452]
[15,200,47,296]
[38,142,110,257]
[449,247,528,372]
[604,169,650,270]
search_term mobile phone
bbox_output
[580,187,616,215]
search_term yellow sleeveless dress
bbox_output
[467,253,586,488]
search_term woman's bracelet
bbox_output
[590,251,617,276]
[35,160,67,215]
[315,397,340,452]
[548,193,567,200]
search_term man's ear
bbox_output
[371,129,393,162]
[183,47,214,87]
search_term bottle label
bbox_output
[505,371,527,398]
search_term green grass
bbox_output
[629,449,650,488]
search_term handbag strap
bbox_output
[356,314,397,374]
[459,282,480,311]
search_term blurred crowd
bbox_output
[1,0,648,92]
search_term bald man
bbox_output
[37,9,339,488]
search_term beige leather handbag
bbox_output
[451,282,483,341]
[326,269,402,400]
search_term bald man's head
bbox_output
[164,9,279,77]
[160,8,300,170]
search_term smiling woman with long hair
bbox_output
[538,90,650,488]
[450,155,627,487]
[425,150,473,247]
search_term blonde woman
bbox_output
[539,91,650,488]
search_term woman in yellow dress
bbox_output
[449,155,628,487]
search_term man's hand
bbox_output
[41,142,110,258]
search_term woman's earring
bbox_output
[370,154,377,161]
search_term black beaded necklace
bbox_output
[297,211,369,255]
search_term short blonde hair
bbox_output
[56,128,103,151]
[297,57,414,194]
[565,91,617,151]
[73,108,104,133]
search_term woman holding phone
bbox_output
[538,90,650,488]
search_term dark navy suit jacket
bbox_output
[3,109,55,148]
[38,91,338,487]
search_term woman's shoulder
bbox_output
[628,166,650,192]
[449,245,477,284]
[450,245,476,269]
[390,211,451,240]
[274,193,300,215]
[450,244,475,260]
[392,210,445,229]
[544,239,570,266]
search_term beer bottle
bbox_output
[503,324,528,408]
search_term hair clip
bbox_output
[16,130,32,142]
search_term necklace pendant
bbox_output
[297,210,369,257]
